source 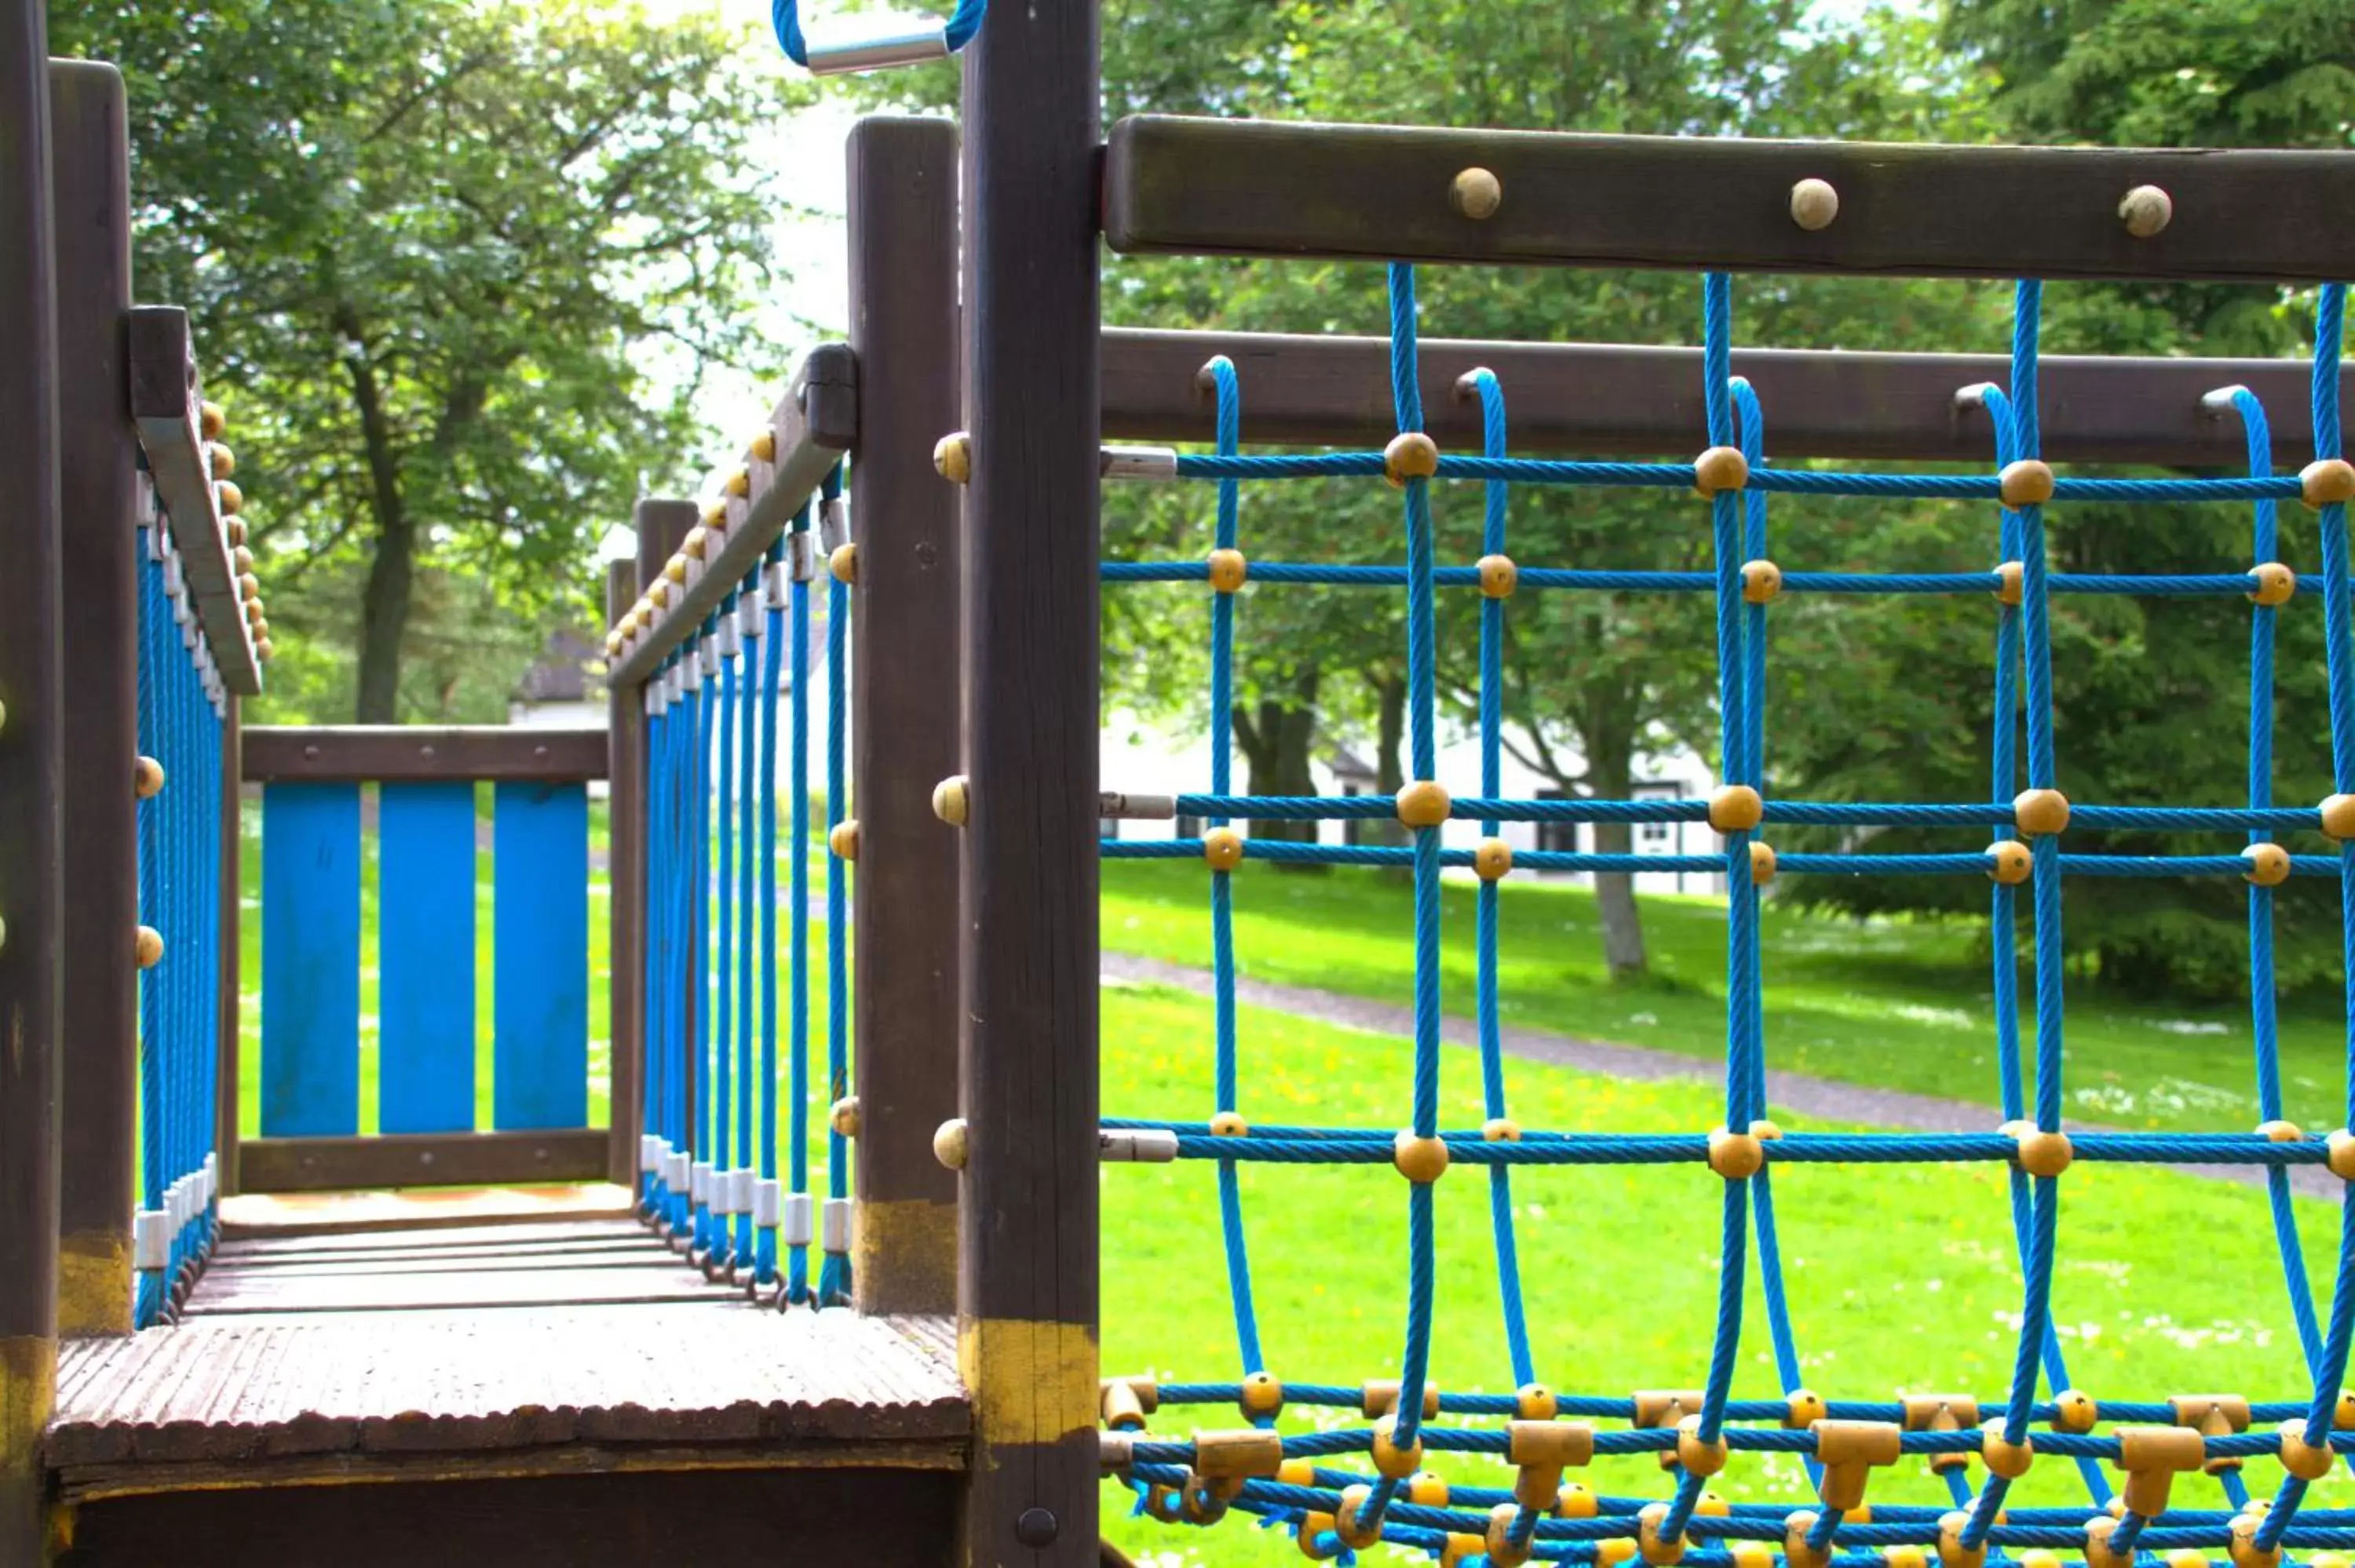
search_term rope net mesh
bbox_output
[1097,268,2355,1567]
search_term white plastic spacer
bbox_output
[730,1168,755,1215]
[640,1133,663,1173]
[137,476,159,530]
[697,636,719,678]
[754,1178,783,1228]
[1099,790,1178,821]
[765,560,790,610]
[2203,385,2253,417]
[739,593,764,638]
[717,614,741,660]
[1101,445,1181,481]
[820,496,849,552]
[781,1192,815,1247]
[683,655,704,694]
[821,1197,852,1255]
[134,1209,169,1271]
[644,684,662,719]
[788,532,819,583]
[803,20,949,75]
[162,552,184,598]
[1099,1128,1181,1163]
[691,1160,714,1204]
[203,1151,218,1205]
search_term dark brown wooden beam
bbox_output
[606,347,856,690]
[216,704,242,1197]
[846,115,963,1319]
[0,2,63,1549]
[1102,326,2355,464]
[961,0,1103,1560]
[125,306,261,695]
[50,58,139,1339]
[242,726,608,784]
[1104,115,2355,283]
[237,1131,612,1194]
[603,559,643,1189]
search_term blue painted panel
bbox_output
[493,781,590,1129]
[378,782,477,1133]
[261,782,362,1136]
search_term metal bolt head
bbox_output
[1013,1508,1059,1548]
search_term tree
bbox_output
[50,1,802,720]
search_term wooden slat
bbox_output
[219,1184,635,1239]
[259,782,362,1136]
[607,345,858,689]
[243,726,607,783]
[181,1267,725,1315]
[604,558,644,1186]
[217,1219,650,1259]
[492,782,590,1130]
[123,306,259,695]
[378,782,476,1134]
[1101,326,2355,463]
[237,1131,611,1194]
[1104,115,2355,283]
[215,703,241,1194]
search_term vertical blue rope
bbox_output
[713,599,738,1265]
[692,625,715,1249]
[789,502,814,1305]
[758,538,784,1286]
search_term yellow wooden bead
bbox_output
[1692,446,1749,496]
[1998,460,2054,509]
[664,556,688,585]
[1369,1413,1422,1478]
[1475,837,1513,881]
[1707,1126,1765,1180]
[2010,1125,2073,1178]
[1241,1371,1283,1417]
[1784,1513,1830,1568]
[1993,561,2024,606]
[256,637,276,662]
[830,544,858,585]
[2118,184,2174,239]
[1786,1389,1828,1428]
[684,525,710,561]
[2248,562,2297,606]
[2018,1550,2065,1568]
[2083,1519,2132,1568]
[1556,1482,1598,1519]
[248,615,269,642]
[1729,1544,1776,1568]
[1748,842,1776,885]
[828,820,860,862]
[1986,841,2032,885]
[2014,788,2070,837]
[1207,548,1247,593]
[1981,1431,2033,1479]
[1450,166,1502,221]
[1695,1492,1730,1519]
[1331,1485,1382,1550]
[1886,1547,1927,1568]
[2302,458,2355,509]
[1276,1457,1316,1488]
[1482,1503,1532,1568]
[604,630,624,659]
[1484,1117,1522,1143]
[226,518,246,547]
[2322,793,2355,840]
[134,925,164,969]
[1637,1501,1685,1566]
[829,1096,861,1138]
[932,1118,968,1170]
[1935,1511,1985,1568]
[2164,1552,2208,1568]
[649,581,672,610]
[724,467,751,498]
[1210,1110,1249,1138]
[2051,1390,2098,1433]
[934,432,972,485]
[2280,1418,2336,1481]
[1740,559,1782,605]
[232,545,255,574]
[2243,843,2291,887]
[1676,1415,1729,1476]
[1440,1533,1487,1568]
[1515,1383,1556,1420]
[1405,1469,1448,1507]
[1597,1537,1639,1568]
[1396,780,1451,829]
[2328,1129,2355,1181]
[2229,1513,2280,1568]
[1384,432,1440,488]
[199,400,225,440]
[750,429,777,463]
[133,756,166,800]
[208,442,236,480]
[1203,826,1245,872]
[1790,177,1840,231]
[215,480,243,516]
[1393,1130,1450,1184]
[2258,1118,2304,1142]
[931,775,969,826]
[237,571,261,601]
[1478,553,1518,598]
[1708,784,1763,833]
[703,502,728,528]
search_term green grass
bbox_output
[1101,859,2344,1135]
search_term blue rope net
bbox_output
[1098,268,2355,1567]
[637,472,855,1309]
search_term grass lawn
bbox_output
[1102,859,2349,1136]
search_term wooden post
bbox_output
[217,701,242,1194]
[845,116,962,1318]
[633,499,696,1173]
[604,558,644,1187]
[958,0,1103,1558]
[49,59,138,1339]
[0,0,64,1550]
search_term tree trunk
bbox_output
[1585,738,1648,979]
[1232,667,1320,853]
[340,305,411,723]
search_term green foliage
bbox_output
[50,1,804,720]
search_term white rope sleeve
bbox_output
[133,1209,169,1271]
[821,1198,852,1255]
[1099,1128,1181,1163]
[780,1193,815,1248]
[754,1178,783,1228]
[640,1133,664,1174]
[691,1160,714,1204]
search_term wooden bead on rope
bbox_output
[1396,779,1451,829]
[2116,184,2174,238]
[1240,1370,1283,1417]
[216,480,243,516]
[1788,177,1840,231]
[1203,826,1245,872]
[2326,1128,2355,1180]
[930,775,969,827]
[931,1118,968,1171]
[1783,1512,1830,1568]
[1981,1429,2033,1479]
[1740,560,1782,605]
[724,467,751,498]
[1556,1482,1598,1519]
[1475,837,1513,881]
[829,1096,861,1138]
[1675,1414,1729,1477]
[1748,842,1776,885]
[2083,1515,2131,1568]
[1482,1504,1532,1568]
[2280,1418,2336,1482]
[1998,460,2054,509]
[208,442,236,480]
[1393,1129,1450,1184]
[829,543,858,585]
[2248,562,2297,606]
[1276,1456,1315,1488]
[933,432,972,485]
[135,926,165,969]
[133,756,166,800]
[2050,1388,2098,1432]
[1484,1116,1521,1143]
[2302,458,2355,509]
[1478,553,1518,598]
[2005,1121,2072,1178]
[2257,1118,2304,1143]
[1515,1383,1556,1420]
[1986,841,2032,885]
[1596,1537,1639,1568]
[1363,1380,1442,1419]
[829,819,860,862]
[1210,1110,1248,1138]
[1334,1486,1382,1550]
[1384,432,1440,488]
[2324,793,2355,841]
[2229,1511,2281,1568]
[1207,548,1247,593]
[1369,1413,1423,1478]
[2013,788,2069,837]
[199,400,225,440]
[1886,1545,1928,1568]
[1707,1125,1765,1180]
[1935,1511,1985,1568]
[1296,1511,1342,1561]
[1692,446,1749,497]
[2164,1552,2207,1568]
[1637,1502,1685,1566]
[1449,166,1502,221]
[1407,1471,1449,1507]
[1784,1389,1828,1429]
[750,429,777,463]
[2242,842,2291,887]
[1993,561,2023,607]
[1708,784,1763,833]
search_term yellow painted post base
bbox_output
[55,1232,132,1337]
[854,1198,958,1318]
[1,1334,57,1565]
[959,1318,1097,1449]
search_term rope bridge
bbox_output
[1087,264,2355,1567]
[637,465,858,1307]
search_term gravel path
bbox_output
[1101,950,2337,1202]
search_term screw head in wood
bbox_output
[933,432,972,486]
[932,1118,968,1170]
[133,755,166,800]
[1789,177,1839,232]
[2118,184,2173,239]
[1450,166,1502,221]
[1013,1508,1059,1548]
[931,775,969,826]
[200,401,225,440]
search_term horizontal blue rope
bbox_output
[1157,794,2331,832]
[1146,1128,2334,1168]
[1105,841,2343,878]
[1102,561,2317,599]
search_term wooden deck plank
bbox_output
[219,1182,634,1238]
[216,1216,648,1257]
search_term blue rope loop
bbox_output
[770,0,986,65]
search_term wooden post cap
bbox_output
[257,637,276,662]
[1986,841,2032,884]
[933,432,972,485]
[932,1118,969,1170]
[1748,842,1776,884]
[684,525,711,560]
[1740,560,1782,604]
[1708,784,1763,833]
[750,429,777,463]
[199,400,225,439]
[1393,1130,1450,1183]
[1474,837,1513,881]
[207,442,236,480]
[827,819,860,861]
[1477,553,1517,598]
[664,556,689,585]
[829,1096,861,1137]
[648,580,672,609]
[133,756,166,799]
[2243,843,2291,886]
[1692,446,1749,496]
[2303,458,2355,508]
[232,545,255,574]
[1789,177,1840,231]
[216,480,244,516]
[1207,547,1247,593]
[1998,460,2054,509]
[1202,826,1245,871]
[2248,562,2297,606]
[1384,432,1440,487]
[703,501,728,527]
[2118,184,2174,238]
[135,925,165,968]
[1450,166,1502,221]
[2014,788,2070,836]
[724,466,751,498]
[1993,561,2024,606]
[605,629,625,658]
[1396,780,1451,828]
[829,543,857,584]
[931,775,969,826]
[2321,793,2355,840]
[249,614,270,641]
